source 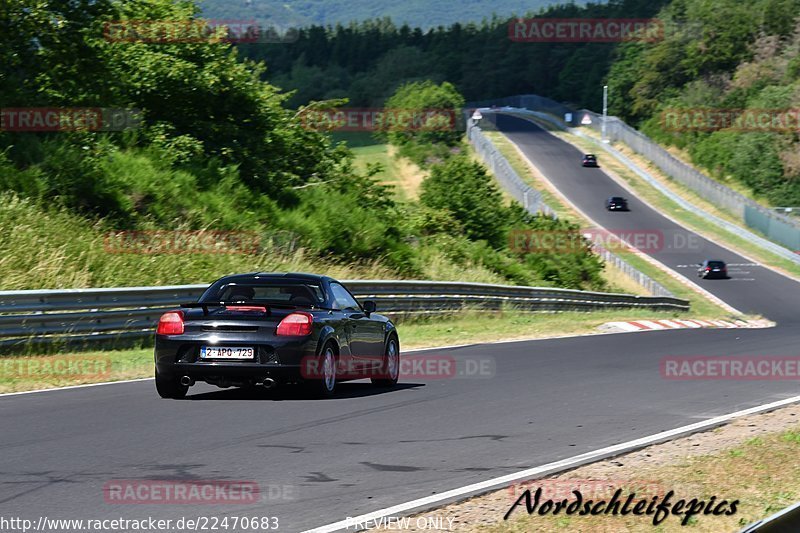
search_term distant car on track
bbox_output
[697,260,728,279]
[582,154,598,167]
[606,196,629,211]
[154,272,400,399]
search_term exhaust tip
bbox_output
[262,378,277,390]
[180,376,195,387]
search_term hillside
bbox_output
[197,0,570,30]
[242,0,669,109]
[0,0,608,292]
[606,0,800,206]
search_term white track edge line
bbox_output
[302,394,800,533]
[0,333,616,398]
[0,377,154,397]
[1,324,758,398]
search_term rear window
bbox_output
[610,197,625,202]
[200,280,326,306]
[707,261,726,268]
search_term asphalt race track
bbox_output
[494,113,800,325]
[2,115,800,533]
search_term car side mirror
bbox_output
[363,300,377,315]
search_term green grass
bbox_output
[329,131,383,148]
[351,144,404,197]
[484,131,575,221]
[0,191,513,289]
[0,308,692,394]
[0,193,399,290]
[351,142,426,201]
[486,422,800,532]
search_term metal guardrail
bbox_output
[580,109,800,243]
[467,117,557,218]
[739,501,800,532]
[466,113,678,299]
[575,109,800,266]
[0,281,689,348]
[468,94,800,258]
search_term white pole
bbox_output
[602,85,608,143]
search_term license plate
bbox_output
[200,346,255,360]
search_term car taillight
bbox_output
[157,311,184,335]
[276,312,313,336]
[705,267,711,271]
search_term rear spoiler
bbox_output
[180,301,313,316]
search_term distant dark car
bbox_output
[582,154,598,167]
[606,196,629,211]
[154,272,400,399]
[698,260,728,279]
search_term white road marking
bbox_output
[0,378,154,397]
[302,395,800,533]
[0,332,640,398]
[634,320,667,330]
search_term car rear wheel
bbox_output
[310,343,338,398]
[372,336,399,387]
[155,369,188,399]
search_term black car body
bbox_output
[698,260,728,279]
[606,196,629,211]
[582,154,598,167]
[154,272,400,398]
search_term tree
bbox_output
[420,156,509,247]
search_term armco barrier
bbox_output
[0,281,688,348]
[469,94,800,256]
[468,119,557,218]
[467,113,678,299]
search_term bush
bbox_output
[420,156,510,248]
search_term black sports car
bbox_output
[582,154,598,167]
[606,196,629,211]
[697,260,728,279]
[154,272,400,398]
